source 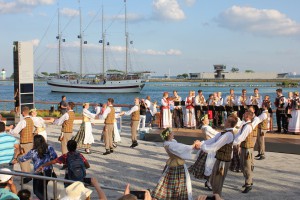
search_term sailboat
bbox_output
[47,0,146,93]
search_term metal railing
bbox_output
[0,169,123,200]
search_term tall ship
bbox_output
[47,0,146,93]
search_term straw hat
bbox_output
[0,168,12,183]
[60,181,92,200]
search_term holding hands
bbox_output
[193,140,202,149]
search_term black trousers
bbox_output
[34,169,56,200]
[276,109,288,132]
[173,108,183,128]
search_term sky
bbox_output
[1,0,300,76]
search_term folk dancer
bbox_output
[198,115,238,196]
[139,99,147,129]
[152,128,200,200]
[160,92,172,128]
[144,96,153,128]
[255,103,270,160]
[120,98,140,148]
[249,88,263,116]
[238,89,249,120]
[287,91,294,131]
[225,89,237,117]
[185,91,196,128]
[233,111,255,193]
[29,108,50,141]
[274,89,288,133]
[53,102,75,156]
[194,90,206,128]
[10,106,34,183]
[189,115,219,191]
[262,95,273,131]
[72,103,97,154]
[172,90,184,128]
[99,98,116,155]
[248,106,259,147]
[288,92,300,134]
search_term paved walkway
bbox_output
[12,120,300,200]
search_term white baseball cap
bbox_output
[60,181,92,200]
[0,168,12,183]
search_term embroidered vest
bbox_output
[105,106,115,124]
[241,123,254,149]
[20,117,34,144]
[215,131,234,162]
[258,111,269,130]
[62,111,75,133]
[131,106,140,121]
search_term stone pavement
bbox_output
[12,119,300,200]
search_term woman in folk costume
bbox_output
[73,103,96,154]
[160,92,172,128]
[152,128,200,200]
[189,115,219,191]
[29,108,52,141]
[185,91,196,128]
[288,91,300,134]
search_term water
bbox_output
[0,80,297,112]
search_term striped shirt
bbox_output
[0,132,18,164]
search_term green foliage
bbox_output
[41,72,48,76]
[177,73,189,79]
[231,67,239,73]
[49,73,58,76]
[107,69,124,73]
[281,81,299,87]
[245,70,254,73]
[0,112,15,118]
[60,71,75,74]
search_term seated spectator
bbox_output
[0,122,19,170]
[118,184,152,200]
[0,168,19,199]
[60,178,106,200]
[17,189,31,200]
[37,140,90,187]
[14,135,58,200]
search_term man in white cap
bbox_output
[0,168,19,199]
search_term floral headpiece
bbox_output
[160,128,172,141]
[83,102,89,107]
[201,114,208,121]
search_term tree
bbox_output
[182,73,189,78]
[231,67,239,73]
[41,72,48,76]
[245,70,254,73]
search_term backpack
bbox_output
[66,152,86,181]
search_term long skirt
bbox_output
[38,130,47,141]
[152,164,192,200]
[184,108,196,128]
[188,151,208,180]
[160,109,172,128]
[113,122,121,143]
[288,110,300,133]
[72,122,94,149]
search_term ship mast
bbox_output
[78,0,83,78]
[102,5,105,78]
[57,3,61,78]
[125,0,128,76]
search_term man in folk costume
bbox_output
[255,103,270,160]
[249,88,263,116]
[238,89,249,120]
[194,90,206,128]
[185,91,196,128]
[53,102,75,155]
[10,106,34,183]
[274,88,288,133]
[225,89,237,117]
[152,128,200,200]
[171,90,183,128]
[288,92,300,134]
[197,115,238,196]
[120,97,140,148]
[99,98,115,155]
[230,111,243,173]
[160,92,172,128]
[233,111,255,193]
[189,115,219,191]
[248,106,260,147]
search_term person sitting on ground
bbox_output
[36,140,90,187]
[0,168,19,199]
[17,189,31,200]
[60,178,107,200]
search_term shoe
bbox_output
[85,149,91,154]
[103,150,110,155]
[110,149,114,153]
[255,154,261,158]
[130,141,138,148]
[60,165,67,170]
[242,183,253,188]
[112,143,117,148]
[204,181,212,191]
[257,155,265,160]
[242,186,252,193]
[22,177,32,184]
[275,130,281,133]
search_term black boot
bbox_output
[103,149,110,155]
[130,141,138,148]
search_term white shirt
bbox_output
[145,99,151,109]
[164,139,193,160]
[53,110,73,126]
[238,96,249,106]
[233,121,253,145]
[99,106,112,120]
[217,97,224,106]
[225,95,237,106]
[201,128,234,153]
[83,108,96,119]
[95,106,101,115]
[32,117,46,128]
[161,98,169,107]
[194,95,206,106]
[124,105,139,116]
[10,116,31,136]
[249,94,263,108]
[201,125,219,139]
[252,116,260,129]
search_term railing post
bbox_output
[43,171,47,200]
[53,180,57,200]
[21,176,24,190]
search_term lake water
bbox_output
[0,80,297,112]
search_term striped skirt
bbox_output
[72,123,91,149]
[152,165,189,200]
[188,151,208,180]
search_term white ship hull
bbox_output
[47,78,145,93]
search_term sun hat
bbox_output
[0,168,12,183]
[60,181,92,200]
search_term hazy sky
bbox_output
[1,0,300,76]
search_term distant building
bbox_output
[1,69,6,80]
[277,73,288,78]
[214,64,226,79]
